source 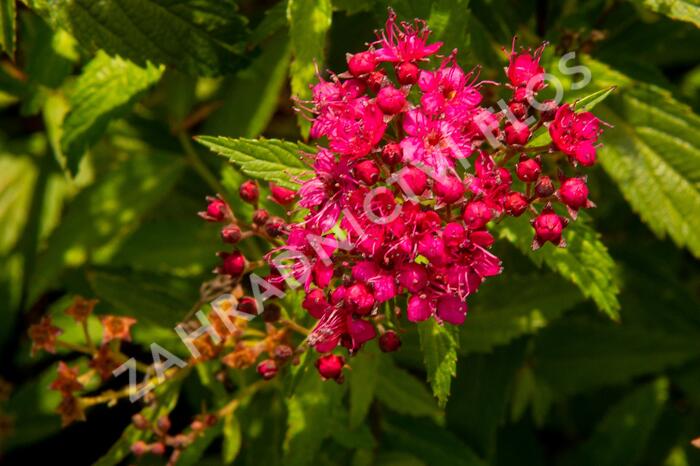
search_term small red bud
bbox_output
[379,330,402,352]
[239,180,259,204]
[156,415,171,434]
[315,354,345,382]
[376,86,406,114]
[132,413,149,430]
[274,344,293,361]
[535,175,555,198]
[354,160,380,185]
[516,156,541,182]
[253,209,270,226]
[395,62,419,85]
[347,51,376,76]
[220,224,242,244]
[149,442,166,456]
[504,192,529,216]
[257,359,278,380]
[264,217,286,237]
[217,251,246,278]
[382,143,402,165]
[269,183,296,205]
[131,440,148,457]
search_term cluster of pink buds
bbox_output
[203,10,604,380]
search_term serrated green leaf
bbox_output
[0,0,16,56]
[597,83,700,258]
[0,155,37,254]
[496,214,620,320]
[287,0,332,136]
[348,344,380,428]
[630,0,700,29]
[375,357,442,418]
[417,319,460,407]
[284,366,344,466]
[29,150,184,302]
[567,379,669,466]
[574,86,616,111]
[25,0,249,76]
[196,136,312,189]
[61,52,164,174]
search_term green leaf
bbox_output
[417,319,460,407]
[25,0,249,76]
[223,411,242,464]
[94,379,182,466]
[428,0,470,55]
[496,214,620,320]
[348,344,380,428]
[177,423,223,466]
[195,136,312,189]
[597,83,700,259]
[287,0,332,136]
[86,267,200,327]
[61,52,164,174]
[533,314,700,396]
[0,0,16,56]
[283,366,344,466]
[567,379,669,466]
[460,273,583,354]
[375,357,442,418]
[446,340,527,460]
[630,0,700,29]
[574,85,616,111]
[29,150,184,302]
[382,415,486,466]
[0,155,37,254]
[203,31,291,138]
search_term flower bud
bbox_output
[239,180,259,204]
[217,251,246,278]
[434,175,465,204]
[401,166,428,196]
[264,217,286,237]
[253,209,270,226]
[535,175,555,198]
[199,196,228,222]
[220,224,242,244]
[407,294,432,322]
[132,413,149,430]
[269,183,296,205]
[574,143,596,167]
[377,86,406,114]
[463,200,493,230]
[398,263,428,292]
[379,330,402,352]
[436,295,467,325]
[315,354,345,381]
[559,177,589,209]
[532,205,567,249]
[366,70,387,93]
[443,222,466,248]
[504,191,529,216]
[237,296,259,317]
[347,51,376,76]
[131,441,148,457]
[262,303,281,323]
[303,289,329,319]
[156,415,171,434]
[354,160,380,185]
[395,62,420,85]
[345,283,375,315]
[382,143,402,165]
[516,156,541,182]
[509,101,528,119]
[539,99,558,122]
[505,122,531,146]
[149,443,166,456]
[257,359,278,380]
[274,344,293,361]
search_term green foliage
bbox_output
[0,0,15,56]
[497,214,621,320]
[375,357,442,418]
[61,52,164,173]
[23,0,250,76]
[631,0,700,28]
[417,319,460,407]
[196,136,311,189]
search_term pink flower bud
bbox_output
[239,180,259,204]
[199,196,228,222]
[407,294,432,322]
[463,200,493,230]
[505,122,531,145]
[379,330,402,352]
[574,143,596,167]
[509,101,528,119]
[398,263,428,292]
[237,296,259,316]
[217,251,246,278]
[395,61,420,85]
[269,183,296,205]
[504,192,529,216]
[264,217,286,237]
[367,70,387,92]
[354,159,380,185]
[382,143,402,165]
[443,222,466,248]
[401,166,428,196]
[315,354,345,381]
[516,156,541,182]
[149,443,166,456]
[348,51,376,76]
[436,295,467,325]
[345,283,375,315]
[434,175,465,204]
[539,100,558,121]
[376,86,406,114]
[532,205,567,249]
[257,359,278,380]
[303,289,329,319]
[131,441,148,457]
[220,224,242,244]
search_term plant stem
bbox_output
[177,131,231,206]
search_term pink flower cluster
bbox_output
[202,11,604,381]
